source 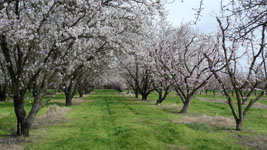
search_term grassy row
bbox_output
[0,89,267,149]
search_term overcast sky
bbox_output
[166,0,222,33]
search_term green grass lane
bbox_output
[23,90,247,150]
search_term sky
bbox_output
[166,0,222,33]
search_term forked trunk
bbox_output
[21,121,31,136]
[156,91,163,105]
[141,94,148,100]
[180,101,190,113]
[156,89,168,105]
[14,96,26,136]
[79,90,84,98]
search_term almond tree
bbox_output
[0,0,72,136]
[120,55,154,100]
[203,76,221,96]
[204,0,267,130]
[150,18,218,112]
[152,76,171,105]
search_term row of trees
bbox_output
[119,0,266,131]
[0,0,166,136]
[0,0,266,136]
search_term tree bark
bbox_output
[14,96,26,136]
[205,89,208,96]
[141,93,148,100]
[134,89,139,98]
[156,90,163,105]
[21,121,31,136]
[156,89,168,105]
[235,119,243,131]
[65,91,72,106]
[0,92,6,101]
[180,101,190,113]
[78,90,84,98]
[0,85,7,101]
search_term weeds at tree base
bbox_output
[172,113,235,129]
[33,105,71,128]
[239,135,267,150]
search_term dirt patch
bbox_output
[199,98,228,104]
[160,104,181,113]
[173,113,235,129]
[0,112,10,119]
[52,97,85,105]
[0,144,24,150]
[253,103,267,109]
[33,105,71,128]
[120,92,135,97]
[71,98,85,105]
[200,98,267,110]
[239,135,267,150]
[0,136,25,150]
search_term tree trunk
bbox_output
[21,88,47,137]
[14,96,26,136]
[0,92,6,101]
[65,92,72,106]
[85,88,93,94]
[0,85,7,101]
[180,101,190,113]
[213,90,216,96]
[141,93,148,100]
[235,119,243,131]
[21,121,31,136]
[156,89,169,105]
[134,89,139,98]
[156,90,163,105]
[205,89,208,96]
[78,90,84,98]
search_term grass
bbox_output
[1,89,267,150]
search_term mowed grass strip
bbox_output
[22,89,247,150]
[3,89,267,149]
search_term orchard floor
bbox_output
[1,89,267,150]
